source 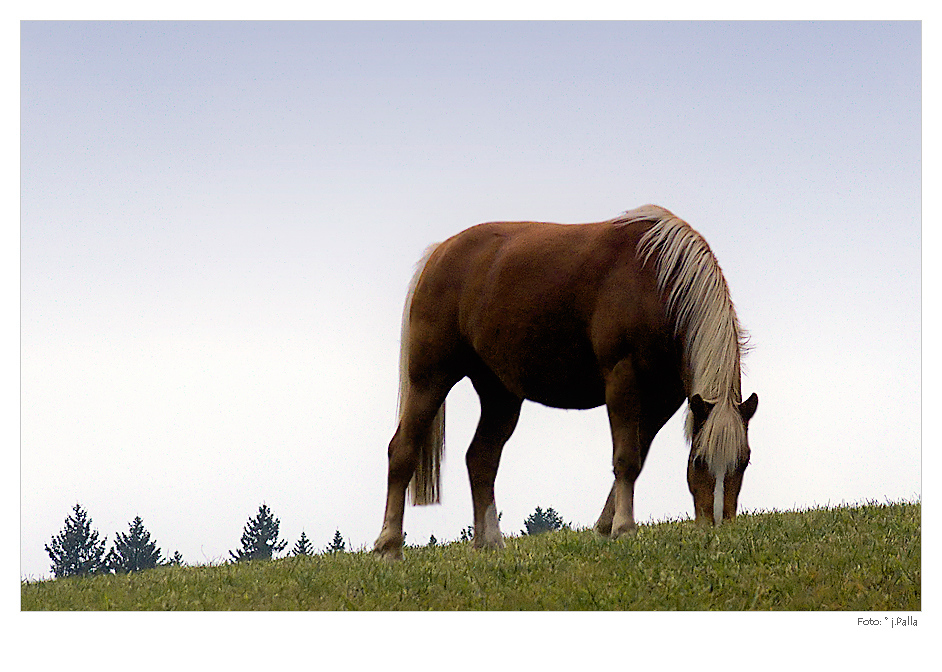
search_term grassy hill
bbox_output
[21,500,919,611]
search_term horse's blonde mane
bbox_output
[615,205,748,478]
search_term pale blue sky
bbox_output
[21,21,921,582]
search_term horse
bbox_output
[373,205,758,560]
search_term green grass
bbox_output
[22,500,919,611]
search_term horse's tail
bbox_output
[400,243,445,506]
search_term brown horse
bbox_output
[374,205,758,559]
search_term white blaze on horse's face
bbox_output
[686,393,758,526]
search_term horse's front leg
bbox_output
[604,360,651,539]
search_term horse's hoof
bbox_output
[372,531,404,560]
[472,537,505,551]
[594,522,613,538]
[610,523,638,540]
[372,542,403,561]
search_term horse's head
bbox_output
[686,392,758,526]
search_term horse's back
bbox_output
[409,217,675,408]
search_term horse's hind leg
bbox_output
[466,377,522,550]
[374,383,449,560]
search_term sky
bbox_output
[19,20,923,585]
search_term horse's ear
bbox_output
[739,393,759,422]
[689,394,714,429]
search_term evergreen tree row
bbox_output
[44,502,352,579]
[45,502,567,579]
[229,504,347,560]
[45,504,182,579]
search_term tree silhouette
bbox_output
[229,504,287,562]
[107,516,164,573]
[326,530,345,553]
[292,531,314,556]
[45,503,108,578]
[521,506,565,535]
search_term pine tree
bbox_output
[428,534,438,547]
[326,529,345,553]
[45,503,108,578]
[292,531,314,556]
[167,550,185,566]
[107,516,164,573]
[521,506,565,535]
[229,504,287,562]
